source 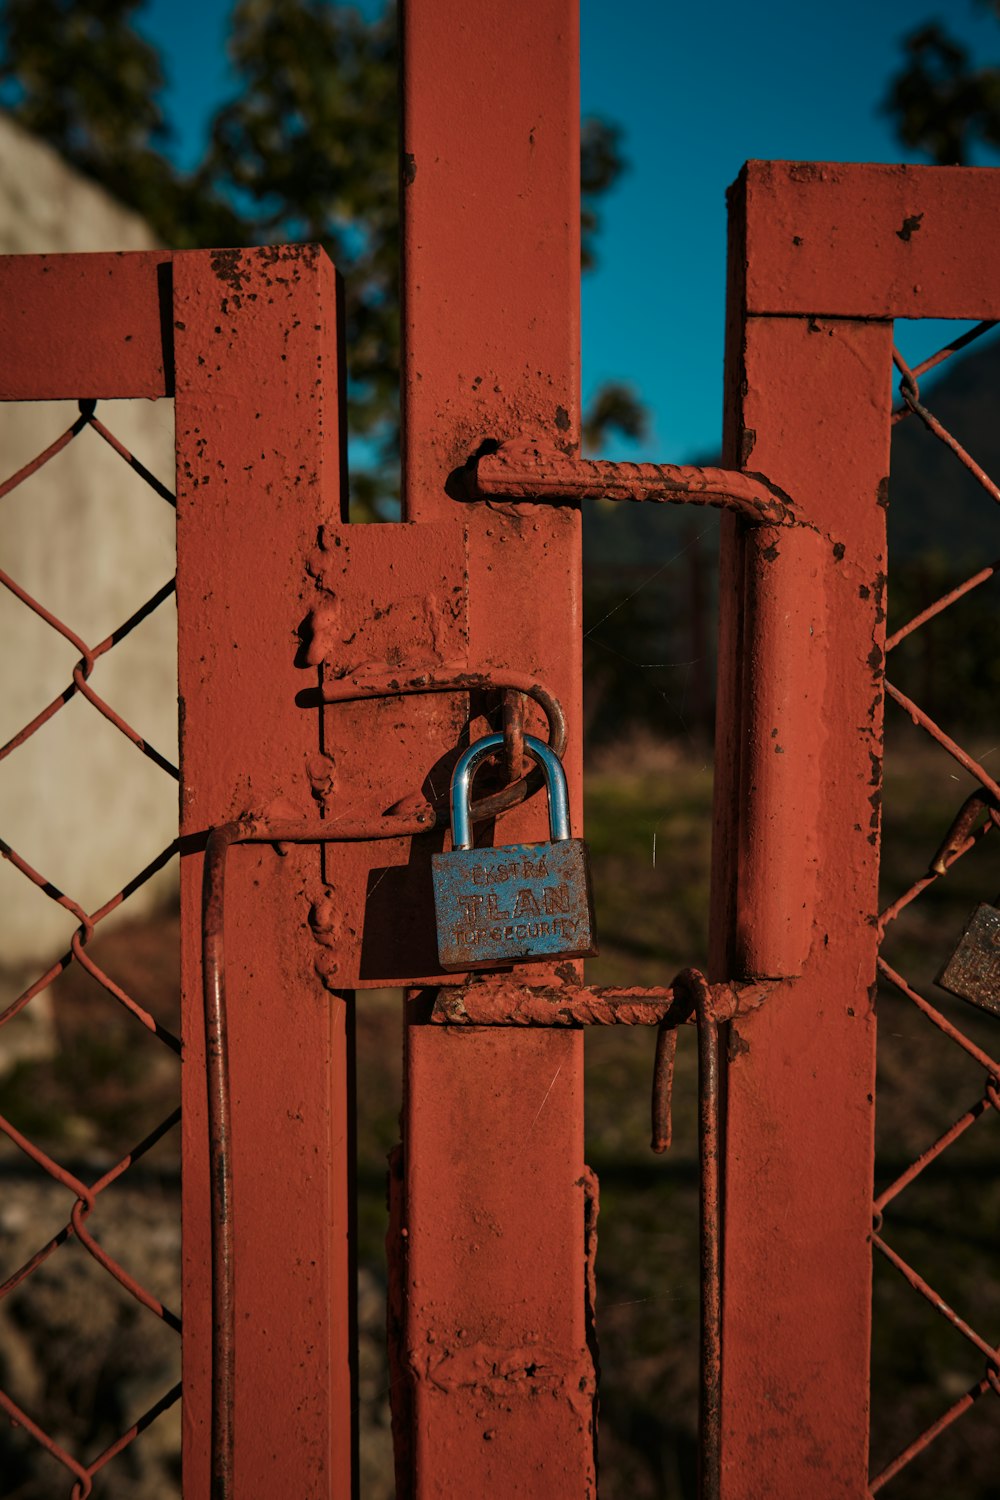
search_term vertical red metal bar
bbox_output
[397,0,596,1492]
[176,246,352,1498]
[711,173,894,1496]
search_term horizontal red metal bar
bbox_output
[0,251,173,399]
[742,160,1000,318]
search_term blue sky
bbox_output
[143,0,1000,463]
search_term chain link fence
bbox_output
[0,399,180,1498]
[871,324,1000,1494]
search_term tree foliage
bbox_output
[884,3,1000,163]
[205,0,400,485]
[0,0,644,509]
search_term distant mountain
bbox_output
[583,331,1000,572]
[889,332,1000,563]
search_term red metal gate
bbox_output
[1,4,999,1497]
[714,160,1000,1499]
[0,247,353,1497]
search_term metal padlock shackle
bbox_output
[450,732,570,850]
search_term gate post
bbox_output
[175,246,352,1497]
[394,0,596,1492]
[711,168,894,1496]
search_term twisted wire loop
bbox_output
[870,332,1000,1492]
[0,400,181,1493]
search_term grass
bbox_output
[579,744,710,1497]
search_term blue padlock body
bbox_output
[432,837,598,971]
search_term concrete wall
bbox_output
[0,115,177,999]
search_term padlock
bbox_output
[432,731,598,971]
[936,896,1000,1017]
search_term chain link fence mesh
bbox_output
[0,400,180,1498]
[871,324,1000,1493]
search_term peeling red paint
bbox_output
[176,247,351,1498]
[394,1,596,1493]
[712,167,893,1499]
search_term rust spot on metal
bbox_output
[428,977,774,1027]
[896,213,924,241]
[650,1021,677,1153]
[577,1163,601,1474]
[929,789,1000,875]
[728,1027,751,1060]
[210,249,250,293]
[502,687,527,783]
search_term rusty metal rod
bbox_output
[669,969,722,1500]
[430,977,772,1026]
[698,1003,721,1500]
[466,437,800,527]
[878,957,1000,1077]
[886,680,1000,804]
[893,349,1000,505]
[202,822,241,1500]
[650,1022,677,1153]
[869,1369,996,1493]
[873,1090,992,1218]
[872,1230,1000,1365]
[319,668,567,824]
[928,788,1000,876]
[502,687,527,785]
[886,559,999,653]
[201,811,433,1500]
